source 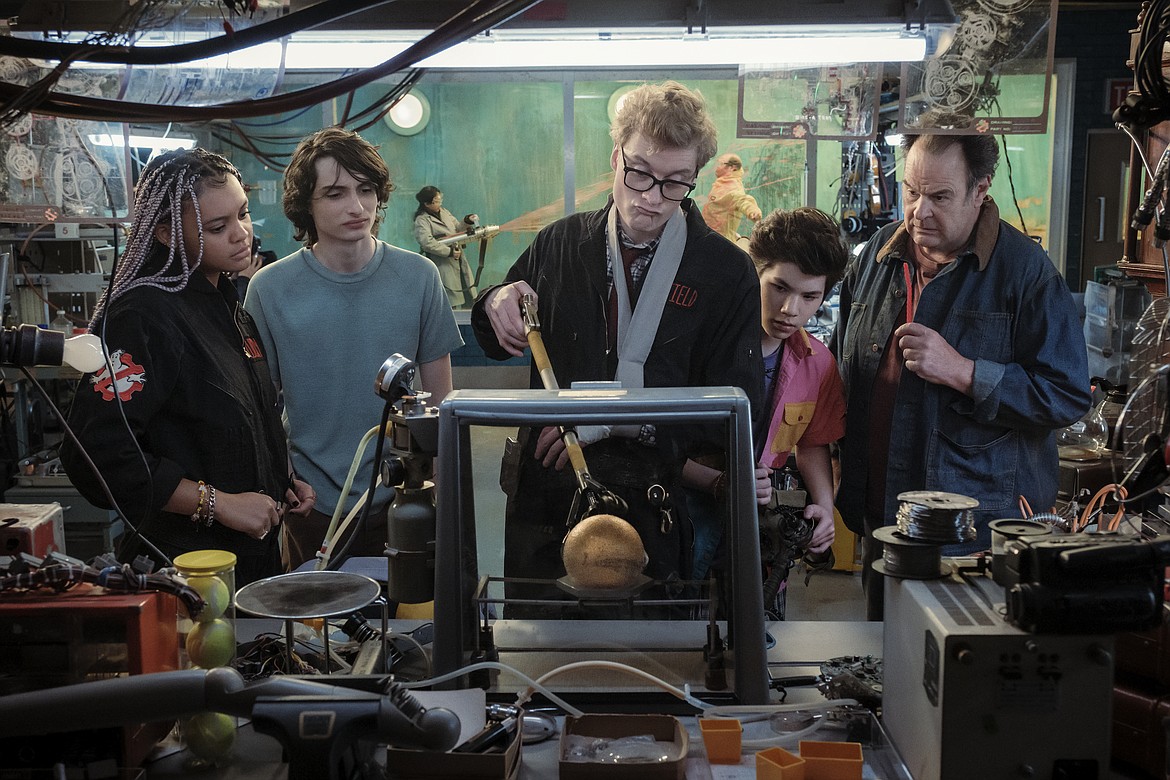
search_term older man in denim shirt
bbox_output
[832,131,1090,620]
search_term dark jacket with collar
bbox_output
[470,198,763,587]
[831,208,1090,551]
[62,274,288,558]
[471,198,763,407]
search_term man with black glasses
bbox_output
[472,81,763,613]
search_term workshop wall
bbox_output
[233,72,1058,300]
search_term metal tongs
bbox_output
[520,292,627,526]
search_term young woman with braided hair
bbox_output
[62,148,316,584]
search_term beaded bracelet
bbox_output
[191,481,208,525]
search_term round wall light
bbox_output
[607,85,639,123]
[384,90,431,136]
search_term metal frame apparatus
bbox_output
[431,386,769,705]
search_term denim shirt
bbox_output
[831,207,1091,551]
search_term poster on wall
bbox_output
[898,0,1058,134]
[736,63,881,141]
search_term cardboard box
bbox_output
[559,713,687,780]
[385,718,522,780]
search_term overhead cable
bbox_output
[0,0,390,65]
[0,0,540,124]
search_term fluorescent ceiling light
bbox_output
[214,27,930,70]
[418,34,927,68]
[87,133,196,151]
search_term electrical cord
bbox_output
[325,402,394,571]
[1075,484,1127,533]
[1108,363,1170,504]
[998,133,1029,236]
[1132,146,1170,230]
[315,420,385,571]
[1119,122,1156,180]
[0,557,204,616]
[1137,1,1170,110]
[0,0,391,66]
[386,630,433,678]
[0,0,541,124]
[17,364,170,567]
[525,660,711,713]
[400,661,586,718]
[90,201,164,566]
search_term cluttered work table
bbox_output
[133,575,1154,780]
[141,619,889,779]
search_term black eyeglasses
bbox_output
[620,147,696,202]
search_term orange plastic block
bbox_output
[756,746,806,780]
[699,717,743,764]
[798,740,863,780]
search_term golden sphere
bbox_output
[561,513,648,590]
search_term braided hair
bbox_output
[90,148,243,327]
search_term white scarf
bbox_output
[606,205,687,389]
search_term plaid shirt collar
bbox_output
[608,224,661,288]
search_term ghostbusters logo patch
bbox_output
[91,349,146,402]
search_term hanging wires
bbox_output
[202,68,424,171]
[998,133,1029,236]
[1075,484,1129,533]
[1133,0,1170,119]
[0,0,542,125]
[1111,363,1170,502]
[15,365,171,567]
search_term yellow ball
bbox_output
[186,575,230,622]
[187,618,235,668]
[562,513,648,589]
[184,711,235,760]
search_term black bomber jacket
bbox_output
[62,273,288,555]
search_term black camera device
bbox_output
[1000,533,1170,634]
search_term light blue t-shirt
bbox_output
[244,241,463,514]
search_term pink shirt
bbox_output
[759,328,847,469]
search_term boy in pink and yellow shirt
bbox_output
[686,208,847,600]
[753,208,847,556]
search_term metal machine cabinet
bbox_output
[882,572,1114,780]
[432,387,770,705]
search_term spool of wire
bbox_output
[987,518,1052,586]
[871,526,949,579]
[895,490,978,544]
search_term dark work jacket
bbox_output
[471,198,763,411]
[62,274,288,558]
[470,199,763,587]
[831,217,1091,552]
